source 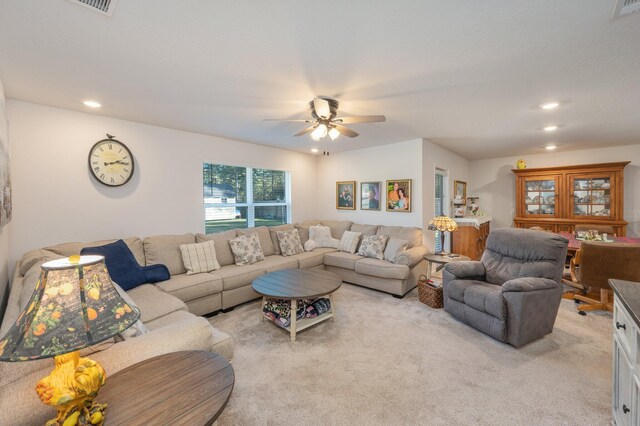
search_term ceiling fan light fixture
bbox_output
[328,127,340,141]
[311,123,328,140]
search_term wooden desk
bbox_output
[99,351,234,425]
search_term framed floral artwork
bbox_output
[336,181,356,210]
[386,179,412,212]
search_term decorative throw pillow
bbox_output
[112,282,149,340]
[384,238,409,263]
[81,239,167,291]
[338,231,362,254]
[308,225,340,249]
[229,233,265,265]
[357,235,389,260]
[303,239,317,252]
[179,240,221,274]
[276,229,304,256]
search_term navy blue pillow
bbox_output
[142,264,171,284]
[81,239,169,291]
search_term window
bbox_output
[435,169,448,252]
[203,163,291,233]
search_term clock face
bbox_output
[88,138,134,187]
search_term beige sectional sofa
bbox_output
[0,219,427,425]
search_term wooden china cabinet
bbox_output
[512,162,629,236]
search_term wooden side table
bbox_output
[99,351,234,426]
[424,253,471,281]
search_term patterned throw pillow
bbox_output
[357,235,389,260]
[384,238,409,263]
[338,231,362,254]
[179,240,221,274]
[229,233,265,265]
[276,229,304,256]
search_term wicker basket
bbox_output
[417,274,443,309]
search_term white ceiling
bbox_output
[1,0,639,160]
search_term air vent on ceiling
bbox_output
[67,0,119,17]
[611,0,640,21]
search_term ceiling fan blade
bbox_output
[334,115,386,124]
[294,125,316,137]
[334,124,359,138]
[263,119,312,122]
[313,98,331,119]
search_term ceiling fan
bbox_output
[264,97,386,141]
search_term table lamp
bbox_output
[427,215,459,255]
[0,255,140,426]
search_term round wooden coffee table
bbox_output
[99,351,234,425]
[252,269,342,342]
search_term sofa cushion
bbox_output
[308,225,339,248]
[322,220,353,239]
[213,263,266,291]
[276,229,304,256]
[324,252,364,270]
[463,283,505,320]
[384,238,409,263]
[45,237,145,266]
[196,230,236,267]
[18,249,59,276]
[179,240,221,274]
[289,248,336,269]
[156,273,223,303]
[338,231,361,254]
[126,284,188,323]
[358,235,389,260]
[144,309,200,331]
[229,233,265,265]
[237,226,276,257]
[350,224,379,250]
[259,255,299,272]
[268,224,295,255]
[376,226,423,248]
[354,258,409,280]
[295,225,310,246]
[144,234,196,275]
[81,240,148,291]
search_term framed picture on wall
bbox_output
[336,181,356,210]
[386,179,412,212]
[454,180,467,205]
[360,182,381,210]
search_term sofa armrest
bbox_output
[443,261,486,280]
[395,246,429,267]
[501,277,560,292]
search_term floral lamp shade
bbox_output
[0,255,140,361]
[427,216,459,233]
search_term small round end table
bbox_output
[424,253,471,281]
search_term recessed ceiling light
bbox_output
[83,100,102,108]
[540,102,559,110]
[543,125,558,132]
[311,148,319,153]
[545,145,557,151]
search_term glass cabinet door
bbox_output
[570,174,613,219]
[523,176,559,217]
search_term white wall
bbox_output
[315,138,470,251]
[0,79,10,318]
[316,139,424,227]
[422,139,470,251]
[7,100,318,267]
[469,145,640,237]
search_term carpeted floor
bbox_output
[209,283,612,425]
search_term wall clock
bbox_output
[88,134,135,187]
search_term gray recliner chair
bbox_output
[443,228,568,347]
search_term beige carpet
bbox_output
[209,283,612,425]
